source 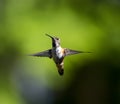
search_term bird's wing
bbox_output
[29,49,52,58]
[64,48,91,56]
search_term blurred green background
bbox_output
[0,0,120,104]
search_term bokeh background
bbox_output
[0,0,120,104]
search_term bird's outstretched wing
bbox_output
[29,49,52,58]
[64,48,91,56]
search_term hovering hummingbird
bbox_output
[30,34,91,75]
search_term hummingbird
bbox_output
[30,34,91,75]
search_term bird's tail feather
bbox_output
[56,63,64,76]
[58,68,64,75]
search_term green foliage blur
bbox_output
[0,0,120,104]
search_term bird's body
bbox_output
[51,46,65,75]
[30,34,91,75]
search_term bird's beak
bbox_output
[45,34,54,39]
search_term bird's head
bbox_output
[46,34,60,47]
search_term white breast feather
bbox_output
[56,47,63,58]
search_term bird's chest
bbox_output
[52,47,63,59]
[52,47,64,64]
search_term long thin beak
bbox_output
[45,34,54,39]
